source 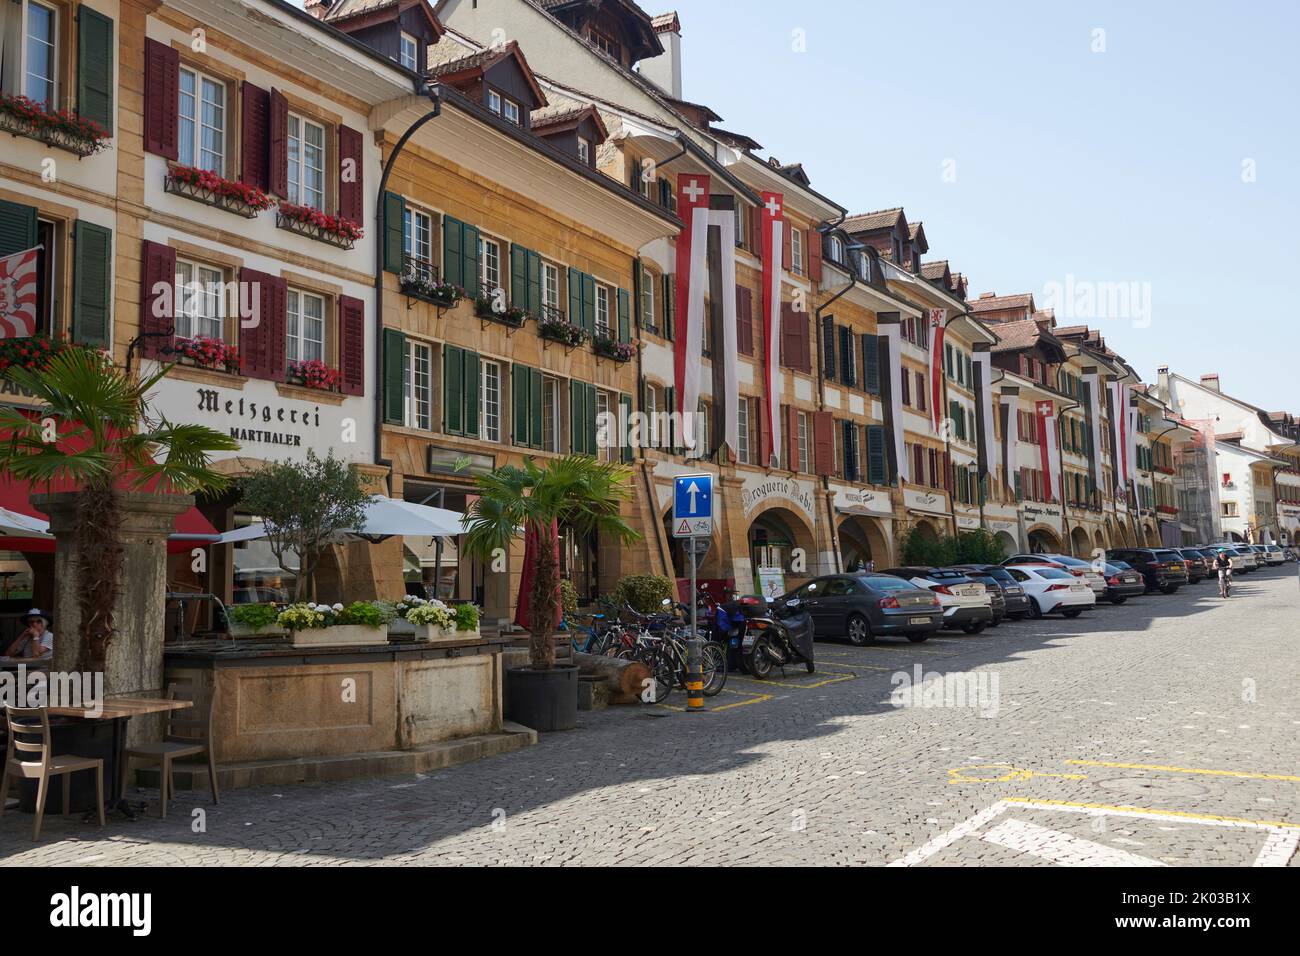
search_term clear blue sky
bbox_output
[666,0,1298,411]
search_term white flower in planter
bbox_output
[333,603,345,612]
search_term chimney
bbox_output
[1200,373,1221,393]
[640,12,683,100]
[304,0,332,19]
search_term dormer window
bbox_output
[399,33,418,71]
[827,236,843,264]
[591,29,622,63]
[578,137,591,164]
[488,89,522,126]
[858,252,872,281]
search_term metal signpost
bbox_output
[672,474,714,712]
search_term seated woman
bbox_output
[4,608,53,659]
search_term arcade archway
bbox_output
[838,514,891,572]
[1027,525,1063,553]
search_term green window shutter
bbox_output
[620,393,633,462]
[529,368,543,450]
[661,273,674,339]
[77,7,115,134]
[1014,471,1022,500]
[463,351,480,438]
[383,328,405,425]
[512,364,530,445]
[862,334,880,395]
[866,425,887,485]
[0,200,38,257]
[617,288,631,343]
[443,216,463,289]
[461,223,480,299]
[586,383,598,455]
[444,345,464,435]
[527,250,542,314]
[384,192,405,274]
[72,221,112,347]
[568,267,583,328]
[570,379,585,455]
[581,274,596,335]
[665,386,676,452]
[510,244,529,310]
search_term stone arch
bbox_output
[1141,520,1159,546]
[1069,525,1092,558]
[993,530,1018,557]
[837,514,892,572]
[1027,524,1063,553]
[747,504,819,595]
[1094,528,1106,553]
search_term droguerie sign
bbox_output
[740,476,815,523]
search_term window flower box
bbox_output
[474,296,528,328]
[172,336,240,374]
[165,165,272,218]
[592,334,637,363]
[276,201,362,250]
[0,335,68,375]
[1156,504,1179,515]
[286,359,342,393]
[539,311,587,347]
[0,93,110,157]
[399,258,463,307]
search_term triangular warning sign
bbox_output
[676,520,692,536]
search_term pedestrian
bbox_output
[4,608,53,659]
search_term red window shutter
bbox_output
[798,310,812,372]
[269,89,289,197]
[916,372,926,412]
[143,38,179,160]
[901,369,911,405]
[140,240,177,359]
[736,286,753,354]
[266,276,287,383]
[914,445,924,483]
[241,82,271,190]
[337,125,364,223]
[943,452,952,491]
[807,227,822,282]
[781,217,792,270]
[786,405,800,471]
[813,410,834,476]
[239,268,268,378]
[338,294,365,395]
[750,205,763,254]
[780,302,794,368]
[929,448,939,488]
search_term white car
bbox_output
[880,566,994,635]
[1205,546,1248,572]
[1263,544,1287,565]
[1002,566,1096,619]
[1004,553,1107,598]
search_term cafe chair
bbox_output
[119,682,219,818]
[0,706,106,841]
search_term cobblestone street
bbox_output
[4,567,1297,867]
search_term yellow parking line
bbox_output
[729,673,858,690]
[855,644,956,655]
[1065,760,1300,783]
[711,693,774,712]
[1003,797,1300,830]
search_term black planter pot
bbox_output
[504,665,579,732]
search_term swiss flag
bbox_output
[0,247,40,339]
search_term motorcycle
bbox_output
[740,595,816,679]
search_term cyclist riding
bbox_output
[1213,549,1233,598]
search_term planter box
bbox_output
[290,624,388,648]
[164,173,265,218]
[229,622,287,639]
[276,212,357,250]
[412,624,482,644]
[387,618,416,638]
[0,110,106,157]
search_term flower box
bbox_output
[412,624,481,644]
[539,315,588,347]
[173,336,240,374]
[474,297,528,328]
[276,202,362,250]
[290,624,389,648]
[285,359,342,393]
[229,622,287,638]
[400,267,464,307]
[165,166,272,219]
[0,93,110,157]
[592,335,636,363]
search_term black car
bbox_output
[1178,549,1212,583]
[1100,561,1146,604]
[952,564,1032,621]
[786,574,944,645]
[1105,548,1189,594]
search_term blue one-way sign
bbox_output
[672,474,714,538]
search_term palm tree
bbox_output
[463,456,639,669]
[0,348,239,673]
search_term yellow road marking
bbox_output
[948,764,1087,784]
[729,673,858,690]
[1003,797,1300,830]
[1064,759,1300,783]
[711,693,774,712]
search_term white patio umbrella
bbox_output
[0,507,52,538]
[212,498,471,545]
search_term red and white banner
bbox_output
[0,247,40,339]
[928,308,946,434]
[673,173,711,440]
[1036,399,1060,502]
[759,190,785,468]
[1109,380,1131,490]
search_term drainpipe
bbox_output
[372,85,442,482]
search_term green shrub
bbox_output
[613,574,676,613]
[454,603,480,631]
[899,526,1007,567]
[229,603,279,629]
[338,601,384,628]
[953,529,1005,565]
[558,579,579,618]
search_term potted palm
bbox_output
[463,456,637,731]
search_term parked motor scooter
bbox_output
[740,595,815,678]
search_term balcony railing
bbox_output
[399,257,463,307]
[537,306,588,347]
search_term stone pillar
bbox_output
[36,491,192,703]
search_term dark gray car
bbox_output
[952,564,1031,621]
[786,574,944,645]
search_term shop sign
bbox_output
[834,486,894,516]
[740,475,816,524]
[903,488,948,515]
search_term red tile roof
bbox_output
[843,208,905,233]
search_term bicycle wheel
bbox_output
[701,641,728,696]
[646,654,674,704]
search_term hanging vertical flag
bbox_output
[704,204,740,460]
[759,190,785,468]
[673,173,711,440]
[0,246,41,339]
[999,386,1019,495]
[879,317,909,483]
[1108,380,1130,493]
[971,348,998,479]
[1083,370,1105,490]
[1036,399,1060,502]
[928,308,946,434]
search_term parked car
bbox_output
[1212,544,1258,572]
[783,574,943,646]
[1204,545,1249,573]
[878,567,994,634]
[1177,549,1210,583]
[952,564,1033,621]
[1099,561,1146,604]
[1263,544,1287,565]
[1105,548,1190,593]
[1002,553,1107,598]
[1001,565,1096,619]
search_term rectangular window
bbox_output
[403,207,433,266]
[403,340,431,430]
[737,397,750,465]
[696,400,709,457]
[24,1,57,107]
[645,385,659,447]
[595,285,610,338]
[481,359,501,442]
[577,137,590,164]
[542,376,559,452]
[286,288,325,364]
[174,259,225,341]
[179,67,226,175]
[641,267,655,328]
[399,33,418,70]
[791,227,803,275]
[542,262,559,313]
[479,236,501,294]
[797,411,809,473]
[288,113,326,211]
[487,90,501,114]
[503,99,521,126]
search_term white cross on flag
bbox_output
[0,247,40,339]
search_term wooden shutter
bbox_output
[866,425,887,485]
[77,7,114,134]
[582,275,596,335]
[822,315,836,380]
[620,394,634,462]
[143,38,178,159]
[661,273,674,339]
[530,369,543,450]
[785,405,800,471]
[0,199,38,257]
[617,288,631,343]
[512,364,530,445]
[383,192,405,274]
[750,205,763,254]
[736,286,753,354]
[839,326,854,384]
[239,268,284,381]
[238,268,268,377]
[461,223,480,298]
[511,244,529,310]
[139,240,176,359]
[781,217,792,270]
[72,221,112,348]
[444,345,465,435]
[241,82,271,190]
[338,295,365,396]
[807,227,822,282]
[570,380,587,455]
[338,125,364,223]
[780,303,799,369]
[464,351,480,438]
[568,267,583,328]
[266,276,287,382]
[269,89,288,196]
[383,328,405,424]
[901,368,911,405]
[527,250,542,314]
[914,445,924,483]
[443,216,463,289]
[813,411,834,476]
[862,334,880,395]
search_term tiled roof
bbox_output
[1054,323,1088,336]
[1216,432,1244,443]
[708,126,762,151]
[920,260,949,281]
[971,292,1034,312]
[908,222,922,239]
[989,318,1046,353]
[532,102,609,139]
[843,208,904,233]
[314,0,397,20]
[651,12,681,33]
